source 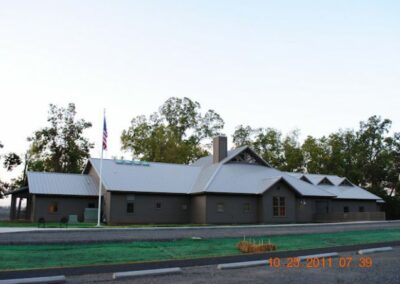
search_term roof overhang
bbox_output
[4,186,29,196]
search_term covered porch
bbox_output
[7,187,33,221]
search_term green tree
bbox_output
[281,130,304,172]
[121,97,225,164]
[27,103,93,173]
[0,141,22,197]
[301,135,329,174]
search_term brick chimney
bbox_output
[213,136,228,163]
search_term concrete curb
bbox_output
[217,252,338,270]
[358,247,393,255]
[0,275,65,284]
[113,267,182,279]
[217,259,269,270]
[297,252,339,260]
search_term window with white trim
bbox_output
[272,196,286,217]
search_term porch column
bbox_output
[16,198,22,219]
[25,197,32,220]
[9,195,16,220]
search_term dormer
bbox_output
[318,177,334,186]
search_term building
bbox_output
[7,136,385,224]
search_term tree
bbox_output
[281,130,304,172]
[121,97,225,164]
[0,141,22,198]
[27,103,93,173]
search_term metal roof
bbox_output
[27,172,98,196]
[316,185,381,200]
[89,158,202,194]
[24,146,382,201]
[286,173,381,200]
[204,164,335,197]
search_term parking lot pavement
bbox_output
[1,220,400,244]
[67,247,400,284]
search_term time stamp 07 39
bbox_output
[268,256,373,269]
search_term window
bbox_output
[126,195,135,213]
[156,202,162,209]
[217,203,224,213]
[48,202,58,213]
[272,197,286,217]
[243,203,250,213]
[88,202,95,208]
[344,206,349,213]
[359,206,365,212]
[181,204,188,211]
[127,202,134,213]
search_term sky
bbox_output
[0,1,399,206]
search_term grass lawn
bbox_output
[0,229,399,271]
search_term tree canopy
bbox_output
[121,97,225,164]
[232,115,400,200]
[0,141,22,198]
[26,103,93,173]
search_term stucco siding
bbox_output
[33,195,97,222]
[108,192,191,224]
[205,194,258,224]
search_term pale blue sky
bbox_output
[0,1,399,205]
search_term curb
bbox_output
[0,275,65,284]
[298,252,339,260]
[218,260,268,270]
[217,252,338,269]
[1,241,399,279]
[113,267,182,279]
[358,247,393,255]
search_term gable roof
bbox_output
[287,173,382,201]
[24,145,382,201]
[199,163,335,197]
[27,172,98,196]
[191,146,270,168]
[88,158,202,194]
[317,184,381,200]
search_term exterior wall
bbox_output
[295,198,317,223]
[259,181,296,223]
[108,192,191,224]
[32,195,97,222]
[295,198,336,223]
[190,195,207,224]
[205,194,258,224]
[330,200,379,213]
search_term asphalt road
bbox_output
[0,220,400,244]
[67,247,400,284]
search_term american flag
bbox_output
[102,116,108,151]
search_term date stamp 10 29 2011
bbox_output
[268,256,373,269]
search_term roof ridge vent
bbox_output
[115,159,150,167]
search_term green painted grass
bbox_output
[0,229,399,271]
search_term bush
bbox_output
[237,238,277,253]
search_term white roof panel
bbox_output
[27,172,97,196]
[89,158,202,194]
[205,164,335,197]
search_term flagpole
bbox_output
[96,109,105,227]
